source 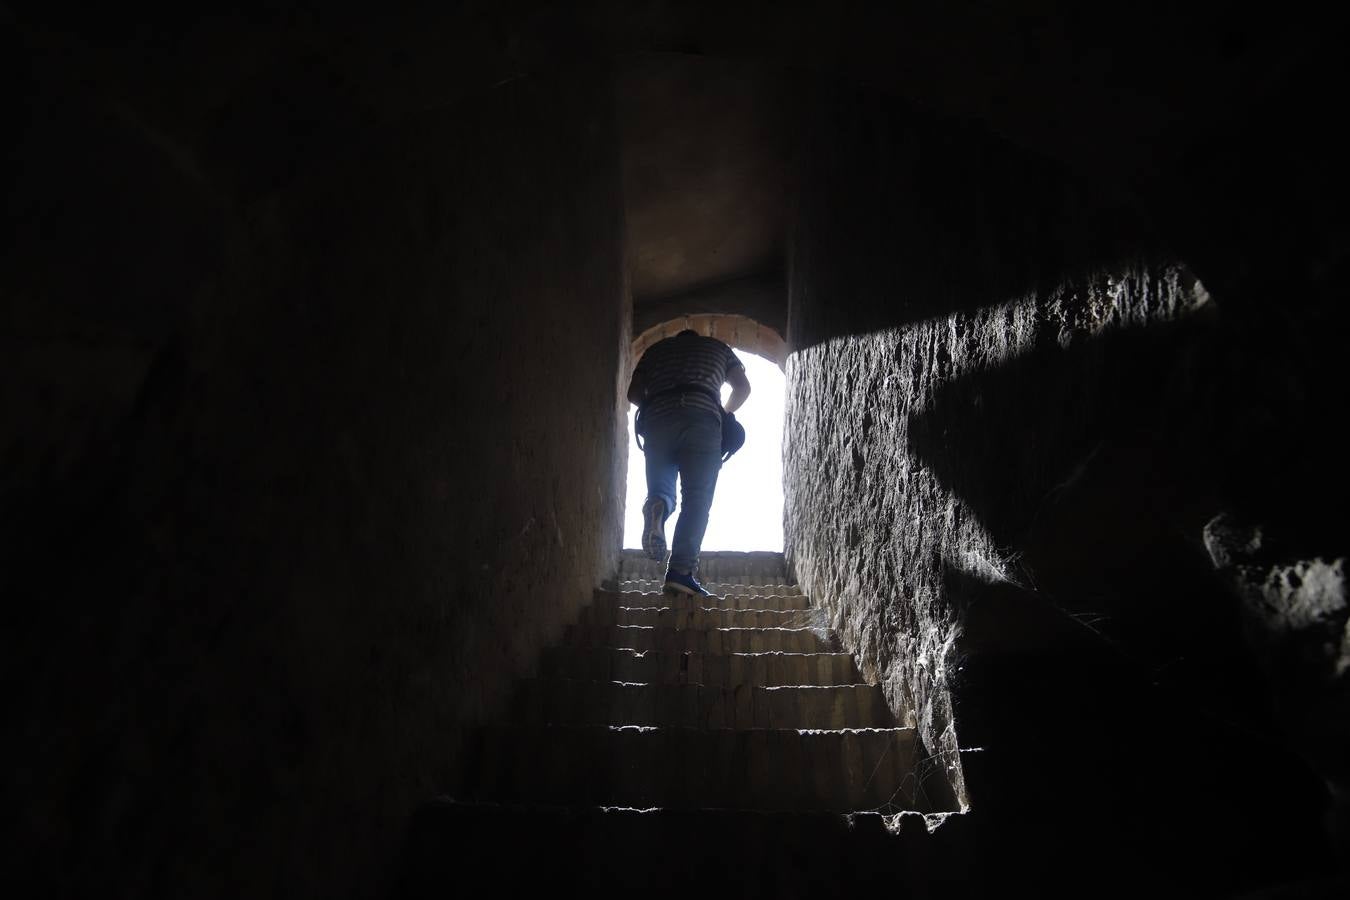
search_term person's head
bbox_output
[677,328,699,337]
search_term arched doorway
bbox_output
[624,315,787,552]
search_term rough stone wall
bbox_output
[5,46,627,899]
[781,84,1167,806]
[785,264,1207,806]
[781,84,1340,888]
[1204,514,1350,856]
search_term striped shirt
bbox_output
[634,332,744,419]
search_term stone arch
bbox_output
[632,313,786,369]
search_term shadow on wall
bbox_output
[767,32,1349,895]
[943,561,1335,893]
[904,264,1349,850]
[905,275,1222,555]
[784,258,1346,890]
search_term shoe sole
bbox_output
[642,503,666,561]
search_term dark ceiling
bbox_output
[617,53,792,309]
[11,2,1344,337]
[603,2,1342,336]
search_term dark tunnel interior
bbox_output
[5,3,1348,897]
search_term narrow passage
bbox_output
[623,349,785,552]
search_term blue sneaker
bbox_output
[663,569,710,597]
[641,497,667,561]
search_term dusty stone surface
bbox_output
[1247,557,1348,643]
[785,263,1207,806]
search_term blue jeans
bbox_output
[642,405,723,574]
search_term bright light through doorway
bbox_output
[623,350,784,552]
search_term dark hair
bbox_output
[677,328,699,337]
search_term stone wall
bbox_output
[786,264,1208,805]
[4,49,628,898]
[781,84,1339,889]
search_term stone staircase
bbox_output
[398,551,950,897]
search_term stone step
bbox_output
[580,604,822,629]
[616,550,789,584]
[596,588,812,611]
[620,579,804,598]
[537,647,860,687]
[563,624,832,654]
[507,680,891,729]
[399,800,962,898]
[457,724,920,813]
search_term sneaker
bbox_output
[641,497,667,561]
[663,569,710,597]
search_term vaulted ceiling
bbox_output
[617,54,792,334]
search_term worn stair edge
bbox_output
[595,589,812,611]
[397,798,968,900]
[616,550,789,581]
[506,680,891,729]
[581,605,824,629]
[563,624,834,654]
[458,724,920,813]
[619,580,805,598]
[537,647,861,686]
